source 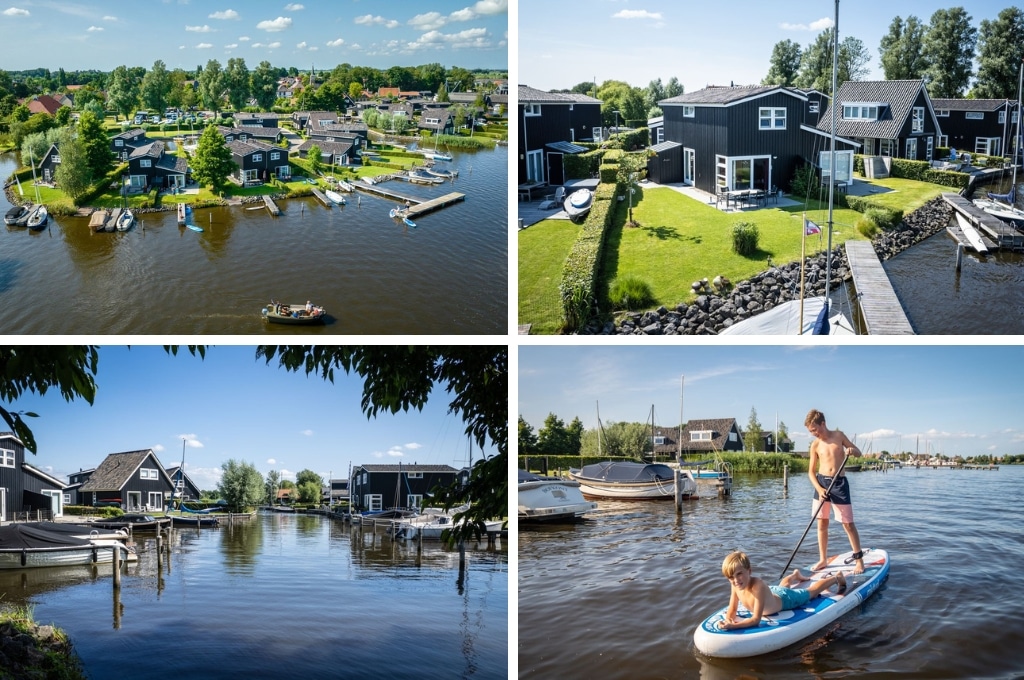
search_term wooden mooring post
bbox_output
[675,468,684,512]
[955,243,963,272]
[112,544,121,589]
[783,464,789,494]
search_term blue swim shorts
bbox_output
[769,585,811,611]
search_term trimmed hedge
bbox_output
[564,149,604,180]
[558,181,618,331]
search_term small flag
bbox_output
[804,217,821,235]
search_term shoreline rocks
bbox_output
[582,196,953,335]
[0,616,85,680]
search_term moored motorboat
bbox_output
[4,205,28,226]
[0,522,136,569]
[518,470,597,522]
[563,189,593,221]
[336,180,355,192]
[391,507,503,540]
[567,461,695,500]
[116,208,135,231]
[25,204,47,230]
[261,300,327,325]
[973,196,1024,223]
[325,189,346,205]
[85,514,171,531]
[165,514,219,527]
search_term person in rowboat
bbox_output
[717,551,846,630]
[806,409,865,574]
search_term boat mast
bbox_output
[596,400,602,457]
[824,0,839,307]
[677,375,684,465]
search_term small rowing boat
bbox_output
[261,300,327,325]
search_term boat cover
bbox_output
[0,523,92,549]
[574,461,674,482]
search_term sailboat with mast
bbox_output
[719,0,854,335]
[974,58,1024,223]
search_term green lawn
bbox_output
[599,185,868,311]
[518,220,580,334]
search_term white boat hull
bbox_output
[518,478,597,522]
[568,473,695,500]
[0,541,136,570]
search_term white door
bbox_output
[148,492,164,509]
[684,148,695,185]
[0,488,5,521]
[526,150,543,183]
[43,489,63,517]
[127,491,142,511]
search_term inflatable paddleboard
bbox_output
[186,224,203,232]
[693,548,889,658]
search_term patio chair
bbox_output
[716,187,731,209]
[539,186,565,210]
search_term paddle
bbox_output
[779,452,849,579]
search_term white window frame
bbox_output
[690,431,713,441]
[526,149,543,183]
[523,103,541,116]
[926,135,934,161]
[843,103,881,121]
[905,137,918,159]
[253,154,262,162]
[938,134,949,147]
[0,448,14,468]
[976,137,1000,156]
[406,494,423,509]
[271,152,280,160]
[651,436,666,446]
[809,101,820,114]
[999,110,1006,124]
[820,150,854,183]
[115,139,124,147]
[935,109,949,117]
[407,472,423,479]
[244,169,259,182]
[140,467,158,480]
[682,106,695,118]
[912,107,925,133]
[140,159,151,168]
[684,147,695,185]
[965,111,984,120]
[365,494,382,512]
[148,491,164,508]
[758,107,786,130]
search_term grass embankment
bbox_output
[518,176,946,332]
[0,606,86,680]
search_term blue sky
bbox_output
[519,0,1012,94]
[0,0,508,71]
[9,346,490,491]
[518,345,1024,458]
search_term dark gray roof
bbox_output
[155,153,188,174]
[817,80,930,140]
[931,98,1011,112]
[661,85,804,106]
[519,84,601,105]
[129,141,163,159]
[681,418,742,453]
[545,141,587,154]
[354,464,458,473]
[298,139,355,155]
[227,139,276,156]
[80,450,170,492]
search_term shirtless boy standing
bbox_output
[806,409,864,574]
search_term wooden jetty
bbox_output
[310,188,332,208]
[405,192,465,217]
[352,181,419,203]
[942,192,1024,251]
[262,195,280,216]
[845,240,916,335]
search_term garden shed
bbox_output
[647,141,683,184]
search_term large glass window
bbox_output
[912,107,925,133]
[0,448,14,468]
[759,107,786,129]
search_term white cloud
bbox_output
[102,15,117,21]
[186,25,213,33]
[267,41,281,48]
[326,37,344,47]
[225,43,238,49]
[386,446,405,457]
[239,35,250,41]
[252,41,281,49]
[355,14,399,29]
[409,12,445,30]
[449,9,474,22]
[209,9,239,20]
[301,429,313,436]
[284,3,304,10]
[2,7,29,17]
[86,26,103,32]
[472,0,507,15]
[257,16,292,32]
[153,444,165,452]
[780,17,833,31]
[179,434,205,448]
[267,458,277,465]
[308,46,318,51]
[405,442,422,450]
[407,27,490,51]
[612,9,662,20]
[296,41,306,49]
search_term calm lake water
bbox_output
[882,231,1024,334]
[519,465,1024,679]
[0,147,507,334]
[8,512,507,679]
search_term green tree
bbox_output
[106,65,140,121]
[580,421,650,458]
[224,57,251,111]
[264,469,281,504]
[140,60,172,115]
[253,346,507,544]
[878,16,928,81]
[198,59,225,113]
[190,124,236,194]
[250,60,278,111]
[77,110,114,179]
[306,144,323,177]
[54,106,71,127]
[763,39,803,86]
[923,7,977,98]
[297,481,321,505]
[645,78,666,110]
[745,407,763,453]
[218,459,265,510]
[518,415,538,454]
[295,469,323,487]
[664,77,684,99]
[348,81,363,100]
[778,420,790,452]
[797,30,871,93]
[0,346,99,454]
[972,7,1024,100]
[53,132,91,204]
[436,82,450,103]
[617,150,653,226]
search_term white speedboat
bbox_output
[568,461,696,500]
[973,197,1024,223]
[563,189,593,221]
[325,189,346,205]
[25,204,47,230]
[391,508,503,540]
[116,208,135,231]
[0,522,136,569]
[518,470,597,522]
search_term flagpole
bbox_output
[800,213,806,334]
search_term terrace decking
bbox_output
[845,241,915,335]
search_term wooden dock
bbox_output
[352,181,419,203]
[845,241,916,335]
[941,192,1023,250]
[310,188,332,208]
[405,192,465,217]
[949,213,990,253]
[262,195,280,216]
